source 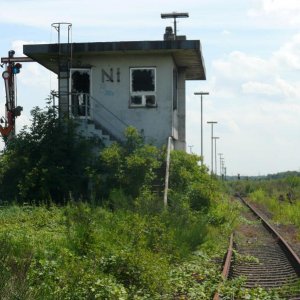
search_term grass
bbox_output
[250,188,300,228]
[0,203,214,299]
[0,193,284,299]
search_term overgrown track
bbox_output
[229,196,300,298]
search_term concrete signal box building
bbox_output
[23,26,206,150]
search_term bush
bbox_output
[93,127,163,201]
[169,150,215,212]
[188,183,211,212]
[0,104,94,204]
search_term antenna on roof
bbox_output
[161,12,189,39]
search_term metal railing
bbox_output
[70,93,90,118]
[69,93,129,141]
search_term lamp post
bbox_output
[218,153,223,177]
[194,92,209,165]
[207,121,217,175]
[213,137,220,175]
[221,159,225,180]
[188,145,194,154]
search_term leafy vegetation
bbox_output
[230,174,300,230]
[0,104,284,299]
[0,200,243,299]
[0,104,94,204]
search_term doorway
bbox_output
[70,69,91,117]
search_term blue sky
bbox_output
[1,0,300,176]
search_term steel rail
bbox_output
[214,195,300,299]
[213,233,234,300]
[238,195,300,275]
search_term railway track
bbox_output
[215,196,300,299]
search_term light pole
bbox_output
[213,137,220,175]
[188,145,194,154]
[194,92,209,165]
[221,159,225,180]
[218,153,223,177]
[207,121,217,175]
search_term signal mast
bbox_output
[1,50,33,140]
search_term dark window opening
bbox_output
[131,96,142,105]
[70,70,90,117]
[146,95,156,107]
[72,71,90,93]
[132,69,155,92]
[130,67,156,108]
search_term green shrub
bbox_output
[65,203,95,255]
[95,127,163,201]
[0,104,94,204]
[188,183,211,212]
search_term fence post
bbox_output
[163,136,172,208]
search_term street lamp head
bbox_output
[207,121,218,124]
[194,91,209,95]
[161,12,189,19]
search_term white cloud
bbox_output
[0,0,200,31]
[212,33,300,100]
[275,78,300,99]
[212,51,274,81]
[248,0,300,27]
[272,34,300,69]
[221,30,231,36]
[242,81,281,96]
[205,31,300,175]
[261,0,300,13]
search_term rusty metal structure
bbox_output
[0,51,33,139]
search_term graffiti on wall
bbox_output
[101,68,120,83]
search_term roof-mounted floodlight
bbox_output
[161,12,189,39]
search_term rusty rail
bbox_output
[238,195,300,275]
[213,233,234,300]
[213,195,300,299]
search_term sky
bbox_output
[1,0,300,176]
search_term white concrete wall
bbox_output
[175,68,186,151]
[77,53,177,147]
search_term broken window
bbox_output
[130,67,156,107]
[70,69,91,117]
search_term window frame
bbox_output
[129,67,157,108]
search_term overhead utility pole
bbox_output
[213,137,220,175]
[194,91,209,165]
[207,121,217,175]
[218,153,223,177]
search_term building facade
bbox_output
[23,38,206,150]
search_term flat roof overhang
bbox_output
[23,40,206,80]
